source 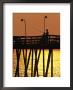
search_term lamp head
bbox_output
[21,19,24,21]
[45,16,47,18]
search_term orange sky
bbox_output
[13,13,60,36]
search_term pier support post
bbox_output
[23,49,28,77]
[15,49,21,77]
[43,49,45,76]
[31,49,33,77]
[51,50,53,77]
[45,49,53,77]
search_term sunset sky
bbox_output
[13,13,60,36]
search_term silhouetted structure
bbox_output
[13,30,60,77]
[13,31,60,49]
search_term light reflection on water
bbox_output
[13,49,60,77]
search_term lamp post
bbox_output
[44,16,47,33]
[21,18,26,37]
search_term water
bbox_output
[13,49,60,77]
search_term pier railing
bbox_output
[13,35,60,49]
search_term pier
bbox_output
[13,32,60,77]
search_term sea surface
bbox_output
[13,49,60,77]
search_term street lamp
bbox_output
[21,18,26,37]
[44,16,47,33]
[21,18,27,44]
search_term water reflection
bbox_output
[13,49,60,77]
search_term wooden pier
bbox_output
[13,33,60,77]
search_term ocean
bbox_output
[13,49,60,77]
